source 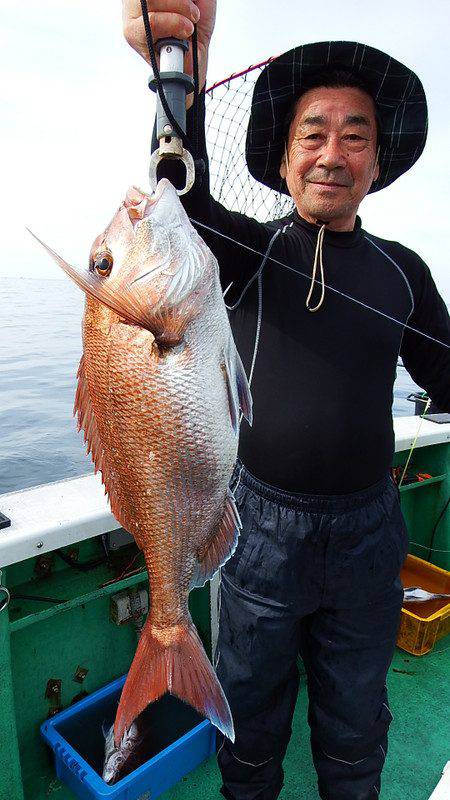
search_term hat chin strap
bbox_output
[305,223,326,312]
[301,150,380,312]
[283,142,328,312]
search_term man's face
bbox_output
[279,86,380,230]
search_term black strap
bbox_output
[139,0,200,161]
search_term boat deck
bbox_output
[0,416,448,800]
[161,646,450,800]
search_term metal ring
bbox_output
[149,148,195,196]
[0,586,11,613]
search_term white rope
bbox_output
[398,398,432,488]
[230,750,273,767]
[305,223,326,311]
[249,270,264,387]
[225,228,282,313]
[224,227,285,431]
[409,541,450,554]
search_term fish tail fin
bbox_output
[114,616,234,746]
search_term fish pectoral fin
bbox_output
[235,346,253,425]
[150,308,188,347]
[223,338,253,434]
[223,357,239,435]
[191,488,242,588]
[114,617,234,746]
[75,354,132,533]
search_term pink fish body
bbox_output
[31,179,252,769]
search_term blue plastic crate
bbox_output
[40,674,216,800]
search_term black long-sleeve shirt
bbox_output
[156,92,450,493]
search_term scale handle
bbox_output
[148,37,196,194]
[150,38,194,141]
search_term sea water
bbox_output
[0,277,422,495]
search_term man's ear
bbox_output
[280,145,288,180]
[372,147,380,183]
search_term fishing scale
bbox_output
[148,38,196,195]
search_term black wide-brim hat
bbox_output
[246,41,428,194]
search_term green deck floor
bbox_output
[159,645,450,800]
[10,638,450,800]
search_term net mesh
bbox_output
[205,61,294,222]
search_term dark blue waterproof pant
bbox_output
[216,463,408,800]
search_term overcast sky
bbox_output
[1,0,449,302]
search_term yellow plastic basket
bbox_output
[398,554,450,656]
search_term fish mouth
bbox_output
[124,179,174,225]
[26,180,172,299]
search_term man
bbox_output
[123,3,450,798]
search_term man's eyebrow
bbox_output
[299,114,372,127]
[344,114,371,127]
[300,115,326,126]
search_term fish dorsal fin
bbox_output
[74,355,132,533]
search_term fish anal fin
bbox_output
[114,617,234,746]
[192,489,241,588]
[74,355,131,533]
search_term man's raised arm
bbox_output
[122,0,275,294]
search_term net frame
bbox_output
[205,59,294,222]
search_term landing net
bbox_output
[205,59,294,221]
[201,59,449,353]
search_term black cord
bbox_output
[139,0,197,153]
[191,24,200,155]
[11,594,62,604]
[56,549,107,572]
[191,25,205,178]
[427,497,449,561]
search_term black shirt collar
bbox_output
[292,210,363,248]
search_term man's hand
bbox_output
[122,0,216,95]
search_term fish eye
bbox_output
[93,251,113,277]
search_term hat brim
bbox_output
[245,41,428,194]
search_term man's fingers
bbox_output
[150,9,195,38]
[123,0,200,25]
[122,0,143,21]
[124,12,196,60]
[122,0,211,79]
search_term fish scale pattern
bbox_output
[69,181,247,757]
[77,202,241,604]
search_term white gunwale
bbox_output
[0,416,449,569]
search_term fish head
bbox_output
[29,179,214,341]
[102,721,140,784]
